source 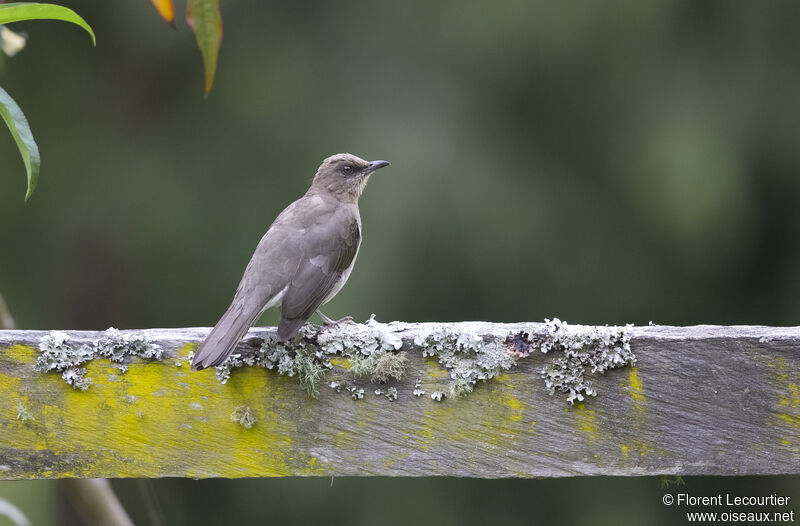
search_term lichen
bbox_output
[384,387,398,401]
[212,318,634,404]
[15,402,33,422]
[35,328,163,389]
[373,353,408,383]
[413,378,426,397]
[449,376,474,398]
[294,351,326,398]
[414,324,517,401]
[33,318,635,405]
[230,406,256,429]
[348,386,365,400]
[214,316,408,401]
[506,318,635,404]
[350,354,376,379]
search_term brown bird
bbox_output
[191,153,390,370]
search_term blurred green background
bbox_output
[1,0,799,524]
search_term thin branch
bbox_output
[63,479,134,526]
[136,479,166,526]
[0,292,15,330]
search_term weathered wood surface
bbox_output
[0,323,798,479]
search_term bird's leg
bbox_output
[317,310,353,326]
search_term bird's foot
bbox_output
[317,310,353,326]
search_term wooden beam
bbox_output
[0,322,797,479]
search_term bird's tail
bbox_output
[191,305,259,371]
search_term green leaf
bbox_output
[187,0,222,96]
[0,3,95,46]
[0,85,40,201]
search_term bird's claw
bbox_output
[317,310,354,326]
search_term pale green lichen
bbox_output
[449,376,474,398]
[508,318,635,404]
[15,402,33,422]
[347,351,407,383]
[373,353,408,383]
[230,406,256,429]
[350,354,377,379]
[35,328,163,389]
[294,351,327,398]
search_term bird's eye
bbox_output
[343,165,353,174]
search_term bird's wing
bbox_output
[191,198,313,370]
[277,211,360,340]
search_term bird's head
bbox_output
[310,153,390,202]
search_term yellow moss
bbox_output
[329,357,351,369]
[5,345,35,364]
[383,451,408,468]
[0,340,346,478]
[770,357,800,452]
[497,390,525,422]
[423,357,449,379]
[334,430,359,449]
[0,371,48,452]
[571,403,597,443]
[638,442,656,456]
[778,383,799,410]
[628,368,645,403]
[411,408,442,451]
[619,440,655,460]
[175,342,199,366]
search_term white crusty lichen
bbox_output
[414,324,516,401]
[507,318,635,404]
[384,387,398,401]
[35,328,163,390]
[349,386,365,400]
[214,318,634,404]
[32,319,634,403]
[213,316,407,399]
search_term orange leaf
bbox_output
[149,0,175,25]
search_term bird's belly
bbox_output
[259,284,289,316]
